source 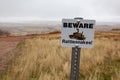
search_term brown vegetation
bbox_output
[0,31,120,80]
[112,29,120,31]
[0,29,10,37]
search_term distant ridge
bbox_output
[0,21,120,36]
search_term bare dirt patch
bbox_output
[0,33,60,72]
[0,41,18,71]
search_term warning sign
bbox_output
[61,19,95,48]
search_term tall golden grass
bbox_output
[2,31,120,80]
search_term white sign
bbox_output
[61,19,95,48]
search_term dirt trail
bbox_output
[0,41,18,71]
[0,33,60,72]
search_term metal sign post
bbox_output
[70,46,81,80]
[70,18,82,80]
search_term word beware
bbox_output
[63,22,93,29]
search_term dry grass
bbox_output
[1,31,120,80]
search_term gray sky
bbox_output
[0,0,120,22]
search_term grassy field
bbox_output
[1,31,120,80]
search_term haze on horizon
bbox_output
[0,0,120,22]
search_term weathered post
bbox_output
[70,46,81,80]
[70,18,83,80]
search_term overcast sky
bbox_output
[0,0,120,22]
